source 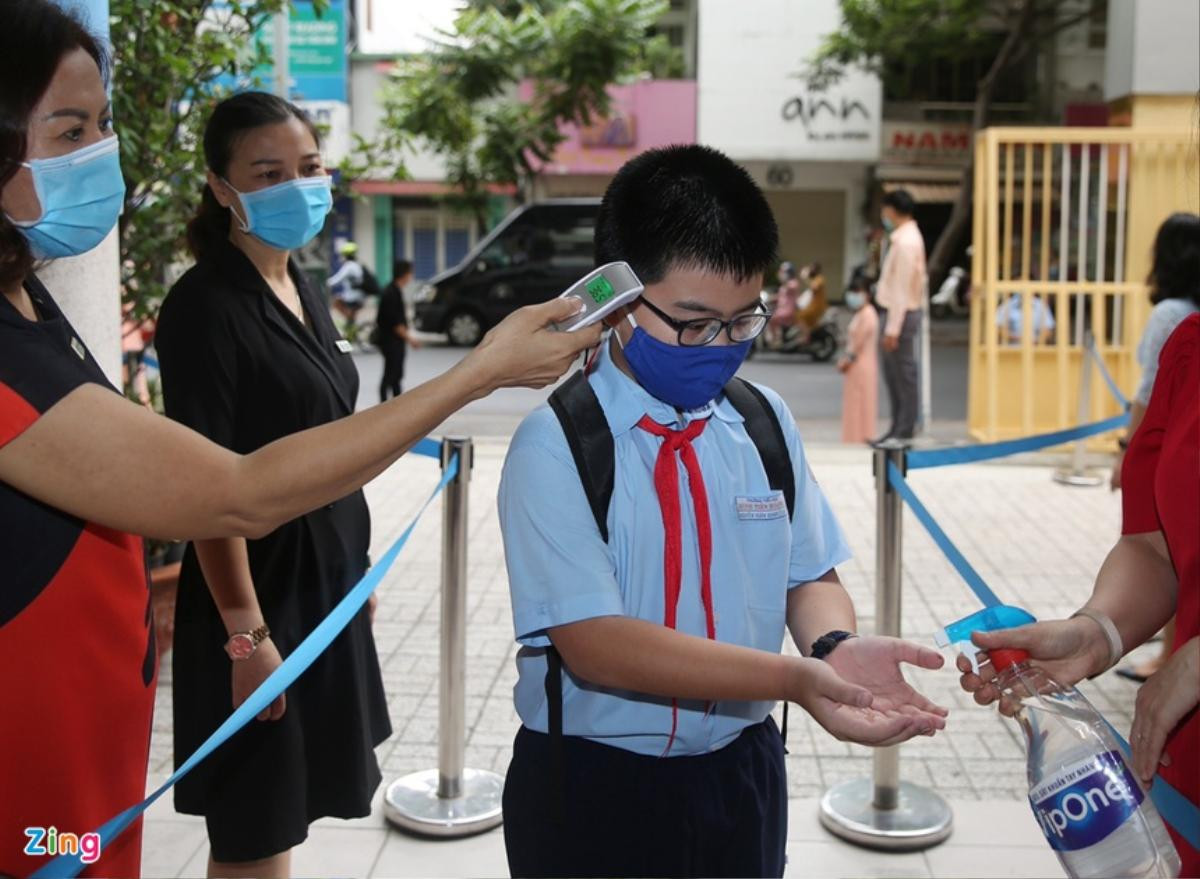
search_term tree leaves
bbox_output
[111,0,289,318]
[365,0,679,223]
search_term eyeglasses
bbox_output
[638,297,772,347]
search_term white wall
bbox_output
[39,232,121,386]
[697,0,881,162]
[1105,0,1200,100]
[354,0,462,56]
[350,59,448,180]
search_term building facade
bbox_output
[696,0,882,294]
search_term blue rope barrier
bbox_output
[1087,343,1131,410]
[886,462,1200,850]
[885,462,1002,607]
[907,414,1129,470]
[33,445,457,879]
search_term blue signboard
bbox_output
[212,0,347,103]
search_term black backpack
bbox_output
[359,266,381,297]
[541,370,796,810]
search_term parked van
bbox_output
[412,199,600,346]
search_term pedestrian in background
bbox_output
[121,299,153,408]
[374,258,421,401]
[875,189,925,440]
[838,278,878,443]
[766,259,800,346]
[795,260,828,342]
[1110,211,1200,683]
[327,240,374,343]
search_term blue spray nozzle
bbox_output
[934,604,1037,674]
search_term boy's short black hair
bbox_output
[882,188,916,216]
[393,259,414,280]
[595,144,778,284]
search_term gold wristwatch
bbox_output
[224,624,271,661]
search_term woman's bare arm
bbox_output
[0,300,599,540]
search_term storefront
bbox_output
[696,0,882,294]
[527,79,698,199]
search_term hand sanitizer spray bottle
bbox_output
[937,606,1180,879]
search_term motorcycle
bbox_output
[930,264,971,319]
[750,289,840,362]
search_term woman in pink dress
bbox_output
[838,282,879,443]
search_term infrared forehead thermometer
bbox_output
[551,262,644,332]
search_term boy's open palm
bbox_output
[804,635,948,747]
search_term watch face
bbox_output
[226,634,255,660]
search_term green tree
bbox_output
[111,0,329,319]
[372,0,679,228]
[808,0,1096,287]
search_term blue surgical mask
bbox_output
[881,216,895,232]
[225,175,332,251]
[618,314,751,411]
[845,292,867,310]
[7,136,125,259]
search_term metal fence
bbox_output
[968,126,1199,441]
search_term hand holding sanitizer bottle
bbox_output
[938,606,1180,879]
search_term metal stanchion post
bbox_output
[818,440,953,850]
[1054,331,1105,487]
[385,438,505,837]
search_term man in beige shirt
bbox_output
[874,189,926,439]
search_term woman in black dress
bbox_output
[156,93,440,877]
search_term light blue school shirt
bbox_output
[498,341,851,757]
[996,294,1056,342]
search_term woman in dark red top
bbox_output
[0,4,598,877]
[961,313,1199,874]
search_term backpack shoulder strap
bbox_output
[547,371,614,543]
[723,377,796,520]
[724,377,797,749]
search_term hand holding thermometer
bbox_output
[551,262,644,332]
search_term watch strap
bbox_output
[225,623,270,656]
[810,629,856,661]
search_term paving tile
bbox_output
[139,820,207,879]
[290,826,388,879]
[925,844,1065,878]
[783,841,932,879]
[371,828,508,878]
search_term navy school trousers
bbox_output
[502,717,787,878]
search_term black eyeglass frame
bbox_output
[636,297,773,347]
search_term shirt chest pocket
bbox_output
[730,491,792,616]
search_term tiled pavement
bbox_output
[142,438,1149,877]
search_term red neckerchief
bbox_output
[636,414,716,756]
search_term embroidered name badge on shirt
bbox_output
[735,493,787,521]
[335,339,353,353]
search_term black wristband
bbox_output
[810,630,856,661]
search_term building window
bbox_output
[393,204,479,282]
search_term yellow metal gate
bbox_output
[968,127,1198,441]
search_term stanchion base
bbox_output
[384,768,504,838]
[818,778,953,851]
[1053,469,1105,487]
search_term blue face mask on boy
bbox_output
[224,175,332,251]
[618,313,752,411]
[8,136,126,259]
